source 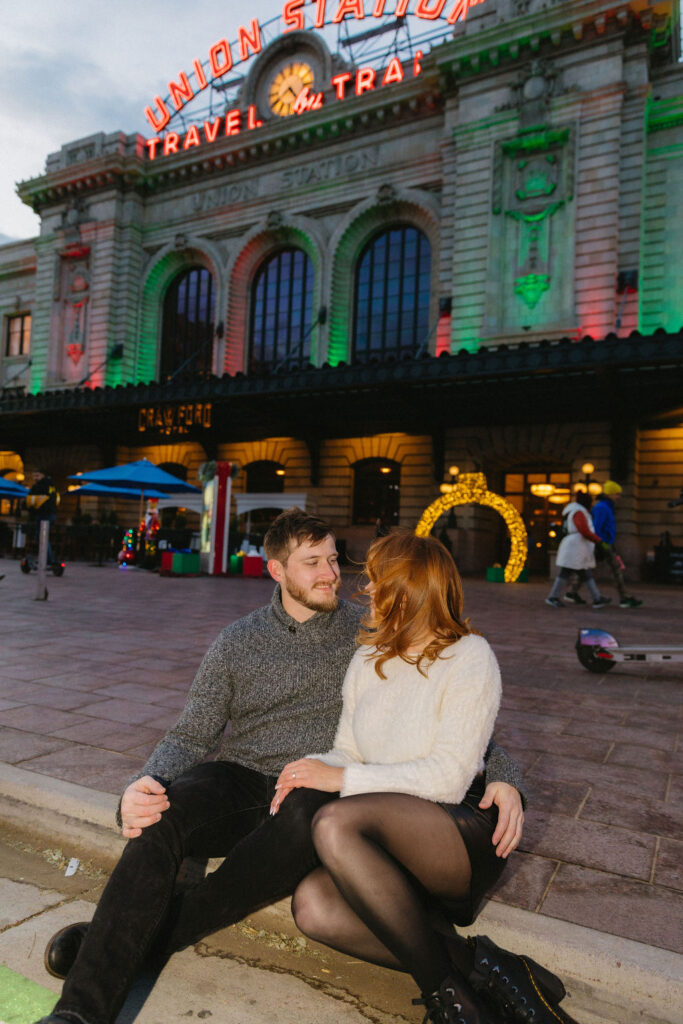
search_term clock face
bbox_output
[269,62,314,116]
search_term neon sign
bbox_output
[143,0,487,160]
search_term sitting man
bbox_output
[39,508,529,1024]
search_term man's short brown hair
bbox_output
[263,507,335,564]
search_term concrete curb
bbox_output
[0,763,680,1024]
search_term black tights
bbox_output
[291,793,473,994]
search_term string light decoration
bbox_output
[415,472,528,583]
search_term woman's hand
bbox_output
[479,781,524,858]
[270,758,344,815]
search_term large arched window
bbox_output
[160,266,215,380]
[245,460,285,493]
[353,226,431,361]
[353,458,400,526]
[249,248,314,373]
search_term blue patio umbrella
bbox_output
[0,477,28,498]
[68,459,200,494]
[71,483,169,500]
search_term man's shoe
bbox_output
[563,592,586,605]
[619,596,643,608]
[592,596,611,608]
[545,597,564,608]
[468,935,580,1023]
[44,921,89,979]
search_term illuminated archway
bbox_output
[415,472,527,583]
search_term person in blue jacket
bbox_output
[577,481,642,608]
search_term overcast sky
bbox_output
[0,0,297,241]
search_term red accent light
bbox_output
[381,57,404,86]
[595,651,615,660]
[226,108,241,135]
[331,71,352,100]
[355,66,376,95]
[414,50,423,76]
[395,0,410,15]
[163,133,179,155]
[169,71,194,111]
[248,105,263,129]
[332,0,365,22]
[314,0,326,28]
[283,0,305,31]
[373,0,387,14]
[238,19,262,61]
[204,117,221,143]
[209,39,233,77]
[193,59,208,90]
[183,124,201,149]
[145,138,160,160]
[144,96,171,132]
[416,0,448,16]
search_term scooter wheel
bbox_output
[51,564,65,577]
[576,642,615,673]
[20,559,31,574]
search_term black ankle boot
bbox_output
[413,973,504,1024]
[468,935,579,1023]
[44,922,90,979]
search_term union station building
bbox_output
[1,0,682,574]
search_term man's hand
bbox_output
[479,781,524,858]
[120,776,170,839]
[270,758,344,815]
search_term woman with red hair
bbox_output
[272,530,576,1024]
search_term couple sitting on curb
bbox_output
[38,508,579,1024]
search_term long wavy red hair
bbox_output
[358,529,475,678]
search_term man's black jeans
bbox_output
[53,761,333,1024]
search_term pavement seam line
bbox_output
[535,860,561,914]
[649,835,661,885]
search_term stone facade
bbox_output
[1,0,682,574]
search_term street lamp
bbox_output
[439,466,459,528]
[574,462,602,496]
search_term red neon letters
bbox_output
[143,1,486,131]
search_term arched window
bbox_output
[245,460,285,493]
[353,458,400,526]
[250,248,314,373]
[160,267,215,381]
[353,226,431,361]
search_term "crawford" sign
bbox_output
[144,0,486,160]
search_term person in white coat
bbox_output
[545,492,610,608]
[271,530,577,1024]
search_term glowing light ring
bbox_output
[415,473,527,583]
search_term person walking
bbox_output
[545,492,610,609]
[26,468,59,566]
[570,482,642,608]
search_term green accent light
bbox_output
[514,274,550,309]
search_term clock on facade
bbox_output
[269,61,314,116]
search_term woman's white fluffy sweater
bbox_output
[314,633,501,805]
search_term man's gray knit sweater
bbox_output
[137,586,525,799]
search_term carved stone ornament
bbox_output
[267,210,284,230]
[377,183,398,205]
[492,125,575,311]
[174,233,188,251]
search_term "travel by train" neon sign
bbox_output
[144,0,486,160]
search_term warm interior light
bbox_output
[16,472,25,481]
[439,483,453,494]
[379,466,391,474]
[573,482,587,492]
[548,530,557,538]
[530,483,555,498]
[581,462,595,475]
[448,465,459,477]
[275,469,286,476]
[588,482,603,495]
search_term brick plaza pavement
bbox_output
[0,559,680,956]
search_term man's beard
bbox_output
[283,574,340,613]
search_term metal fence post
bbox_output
[35,520,49,601]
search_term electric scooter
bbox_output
[576,492,683,673]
